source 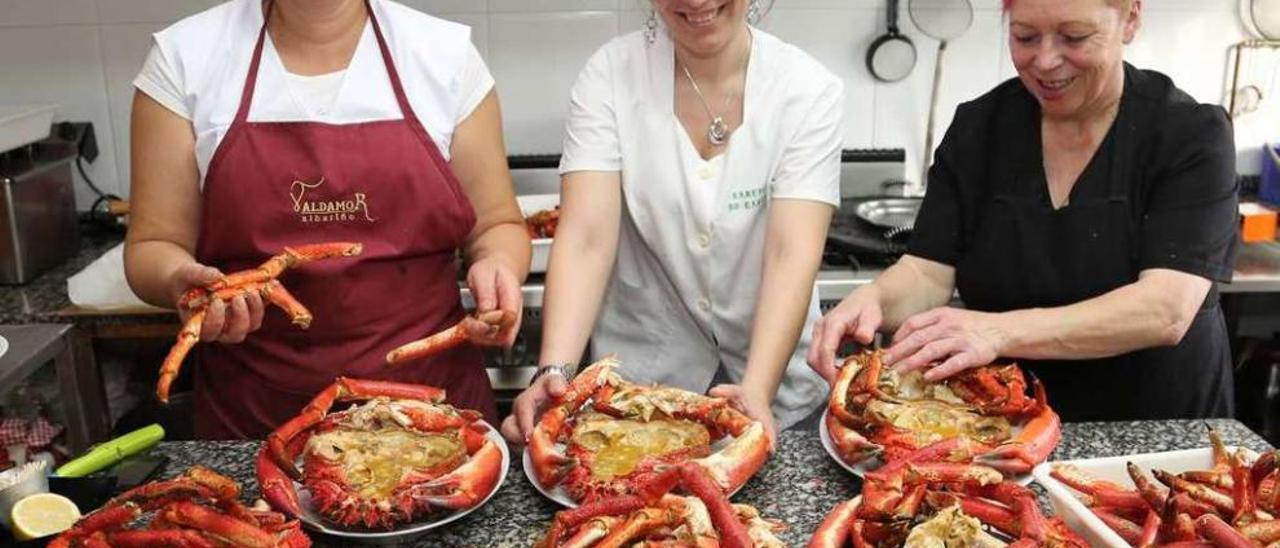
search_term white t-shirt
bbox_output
[559,28,843,429]
[133,0,493,186]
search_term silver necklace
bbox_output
[679,34,751,146]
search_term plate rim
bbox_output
[288,420,510,539]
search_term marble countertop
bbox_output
[147,419,1271,547]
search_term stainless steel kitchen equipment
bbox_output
[0,140,80,284]
[908,0,973,189]
[867,0,917,83]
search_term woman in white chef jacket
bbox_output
[502,0,842,443]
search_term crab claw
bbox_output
[256,444,303,519]
[414,439,503,510]
[156,308,206,404]
[976,379,1060,475]
[691,421,768,494]
[809,498,860,548]
[385,310,517,365]
[530,359,616,489]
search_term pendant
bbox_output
[707,117,729,146]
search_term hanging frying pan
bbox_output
[867,0,917,83]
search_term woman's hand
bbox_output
[708,384,777,450]
[466,257,523,348]
[169,262,264,343]
[500,372,568,444]
[807,286,883,383]
[884,307,1008,381]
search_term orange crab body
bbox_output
[827,350,1061,475]
[257,378,503,529]
[529,357,769,505]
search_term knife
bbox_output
[55,424,165,478]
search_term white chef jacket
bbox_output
[559,28,844,428]
[133,0,493,186]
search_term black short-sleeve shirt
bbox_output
[904,64,1239,421]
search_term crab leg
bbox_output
[161,502,278,547]
[156,308,206,404]
[674,464,753,548]
[105,529,218,548]
[1155,469,1236,515]
[808,499,860,548]
[256,443,304,519]
[1197,513,1256,548]
[540,496,647,548]
[261,280,313,328]
[691,421,769,494]
[1128,461,1170,511]
[208,242,362,290]
[1051,464,1149,510]
[385,310,515,364]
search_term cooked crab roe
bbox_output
[871,369,1013,446]
[303,399,469,501]
[568,410,712,480]
[903,505,1006,548]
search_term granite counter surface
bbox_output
[150,419,1271,547]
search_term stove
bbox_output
[824,149,909,271]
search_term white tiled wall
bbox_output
[0,0,1275,207]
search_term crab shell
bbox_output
[529,357,770,505]
[257,378,503,530]
[826,350,1061,476]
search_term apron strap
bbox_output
[232,0,425,128]
[232,8,272,126]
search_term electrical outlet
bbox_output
[53,121,98,162]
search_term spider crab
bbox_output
[256,377,503,529]
[826,350,1061,476]
[157,241,363,403]
[537,462,784,548]
[530,357,770,505]
[810,439,1088,548]
[50,465,309,547]
[1050,427,1280,546]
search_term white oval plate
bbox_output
[290,421,508,545]
[819,408,1035,486]
[522,436,746,508]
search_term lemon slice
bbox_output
[11,493,80,541]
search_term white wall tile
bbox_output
[99,23,165,200]
[759,9,878,148]
[489,0,620,12]
[0,0,97,27]
[437,12,490,58]
[0,26,121,207]
[396,0,490,14]
[874,6,1003,187]
[489,11,618,153]
[95,0,217,25]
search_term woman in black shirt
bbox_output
[808,0,1237,421]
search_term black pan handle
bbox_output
[887,0,901,35]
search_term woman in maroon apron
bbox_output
[125,0,528,439]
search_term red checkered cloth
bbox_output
[0,417,63,449]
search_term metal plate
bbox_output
[853,198,921,230]
[291,422,508,545]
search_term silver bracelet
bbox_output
[530,363,575,385]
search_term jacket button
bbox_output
[697,233,710,247]
[697,297,711,311]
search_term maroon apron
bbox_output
[192,2,497,439]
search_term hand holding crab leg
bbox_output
[155,242,362,403]
[385,309,517,365]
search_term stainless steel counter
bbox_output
[465,242,1280,309]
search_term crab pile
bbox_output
[1051,429,1280,546]
[811,439,1088,547]
[50,466,309,547]
[526,207,560,238]
[827,350,1061,475]
[257,378,503,529]
[537,462,784,547]
[530,357,769,504]
[157,241,363,403]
